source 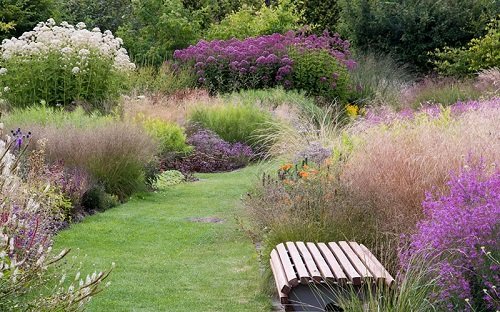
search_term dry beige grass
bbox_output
[120,89,220,125]
[342,106,500,235]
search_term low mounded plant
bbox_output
[433,16,500,76]
[169,128,254,173]
[0,19,135,110]
[140,117,192,156]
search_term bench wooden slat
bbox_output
[339,241,373,283]
[296,242,322,282]
[306,242,335,282]
[286,242,310,283]
[276,243,299,286]
[328,242,362,285]
[358,243,395,287]
[317,242,347,283]
[271,249,292,294]
[348,242,385,284]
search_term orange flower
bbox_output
[280,163,293,171]
[302,164,309,170]
[299,171,309,178]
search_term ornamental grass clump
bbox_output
[173,31,355,101]
[401,161,500,311]
[0,19,135,110]
[342,98,500,236]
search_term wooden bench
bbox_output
[270,241,394,311]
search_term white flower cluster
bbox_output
[0,18,135,71]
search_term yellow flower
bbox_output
[346,104,359,118]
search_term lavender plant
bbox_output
[401,160,500,311]
[0,133,111,311]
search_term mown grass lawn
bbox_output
[53,166,271,311]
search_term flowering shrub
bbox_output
[169,128,254,173]
[0,19,135,110]
[401,161,500,311]
[0,134,111,310]
[174,31,355,99]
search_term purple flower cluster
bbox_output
[171,128,254,173]
[46,162,92,210]
[401,160,500,310]
[173,31,355,93]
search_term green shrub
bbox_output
[141,117,192,155]
[432,16,500,76]
[205,0,301,40]
[338,0,499,71]
[154,170,185,189]
[189,103,277,150]
[128,63,196,95]
[81,185,119,212]
[182,0,262,27]
[0,19,134,111]
[295,0,340,32]
[117,0,201,65]
[290,48,351,103]
[0,0,59,42]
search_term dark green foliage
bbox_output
[117,0,201,65]
[81,185,119,212]
[290,48,351,103]
[182,0,262,28]
[432,16,500,76]
[0,0,58,42]
[60,0,132,33]
[295,0,340,32]
[338,0,500,71]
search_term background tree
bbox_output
[59,0,132,33]
[338,0,500,71]
[0,0,58,42]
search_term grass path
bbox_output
[54,166,270,311]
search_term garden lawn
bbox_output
[53,166,270,311]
